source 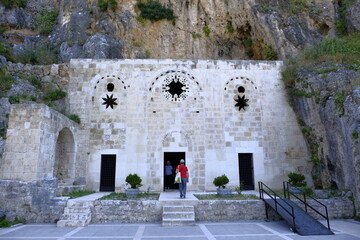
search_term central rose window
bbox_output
[162,73,190,102]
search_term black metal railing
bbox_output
[283,181,331,230]
[258,181,296,231]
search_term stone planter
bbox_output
[125,188,140,198]
[217,188,233,197]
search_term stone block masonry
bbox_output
[0,104,82,184]
[67,59,312,192]
[89,199,353,223]
[0,179,67,223]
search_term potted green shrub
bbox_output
[287,172,307,194]
[213,174,232,197]
[125,173,142,198]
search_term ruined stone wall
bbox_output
[0,179,67,223]
[68,59,311,192]
[0,104,80,183]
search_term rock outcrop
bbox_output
[0,0,351,61]
[291,64,360,213]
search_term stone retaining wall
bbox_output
[292,198,354,219]
[195,200,267,221]
[90,198,354,223]
[0,180,354,223]
[91,200,162,223]
[0,179,67,223]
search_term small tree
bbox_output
[213,174,229,189]
[125,173,142,189]
[288,172,306,187]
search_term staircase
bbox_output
[57,200,93,227]
[162,205,195,226]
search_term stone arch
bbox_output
[54,128,76,184]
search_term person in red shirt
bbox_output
[176,159,189,198]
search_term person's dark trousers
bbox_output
[165,174,172,189]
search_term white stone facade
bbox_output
[66,59,311,192]
[0,59,311,193]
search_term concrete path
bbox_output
[0,219,359,240]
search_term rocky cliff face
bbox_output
[291,64,360,212]
[0,0,359,212]
[1,0,356,61]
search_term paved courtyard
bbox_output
[0,219,359,240]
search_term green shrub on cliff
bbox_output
[136,0,176,22]
[282,32,360,88]
[36,9,59,35]
[98,0,117,12]
[0,0,26,9]
[0,68,14,92]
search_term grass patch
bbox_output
[263,44,278,60]
[0,68,14,92]
[9,94,37,104]
[36,9,59,35]
[0,42,13,61]
[68,114,81,124]
[136,0,176,22]
[28,77,42,89]
[352,131,359,140]
[227,25,234,33]
[334,91,346,116]
[100,192,160,200]
[97,0,117,12]
[194,194,258,200]
[43,89,66,101]
[281,33,360,88]
[203,25,210,37]
[16,44,59,65]
[0,218,24,228]
[192,33,201,39]
[0,0,26,9]
[62,190,95,199]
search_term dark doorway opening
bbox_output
[238,153,255,190]
[100,154,116,192]
[164,152,185,191]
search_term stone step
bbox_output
[160,200,198,206]
[162,219,195,227]
[64,207,91,214]
[66,200,93,208]
[57,219,90,227]
[163,212,195,219]
[61,212,91,220]
[58,200,93,227]
[162,205,195,226]
[163,205,194,212]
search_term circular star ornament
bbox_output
[102,94,118,109]
[234,95,249,111]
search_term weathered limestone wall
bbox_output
[90,199,353,223]
[0,104,81,183]
[68,59,311,192]
[0,179,67,223]
[91,200,162,223]
[68,59,311,191]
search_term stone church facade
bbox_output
[0,59,311,193]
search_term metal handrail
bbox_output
[283,181,331,230]
[258,181,296,231]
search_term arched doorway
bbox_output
[54,128,75,184]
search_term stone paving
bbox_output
[0,219,359,240]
